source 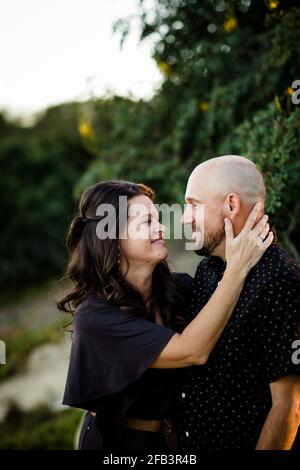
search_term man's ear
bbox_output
[223,192,241,219]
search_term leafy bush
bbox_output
[0,404,83,450]
[0,108,92,290]
[234,104,300,259]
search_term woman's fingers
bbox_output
[260,230,274,249]
[241,202,262,233]
[257,222,270,241]
[251,214,269,237]
[224,218,233,242]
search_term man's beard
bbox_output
[195,228,225,257]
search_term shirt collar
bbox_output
[207,255,227,271]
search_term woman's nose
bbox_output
[160,223,166,235]
[154,221,165,236]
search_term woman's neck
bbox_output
[120,261,154,301]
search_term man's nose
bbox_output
[181,207,193,225]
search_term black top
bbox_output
[62,272,192,449]
[126,367,182,420]
[179,243,300,450]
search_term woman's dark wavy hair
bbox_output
[57,180,187,332]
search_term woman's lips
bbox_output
[151,239,165,244]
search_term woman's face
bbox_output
[119,194,168,266]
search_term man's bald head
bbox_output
[188,155,266,207]
[183,155,267,258]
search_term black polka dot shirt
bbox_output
[178,243,300,450]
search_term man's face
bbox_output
[182,169,225,256]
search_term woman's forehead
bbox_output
[128,194,157,218]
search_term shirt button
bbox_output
[181,392,186,398]
[185,431,189,437]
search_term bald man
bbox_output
[178,155,300,450]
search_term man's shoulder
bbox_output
[192,244,300,287]
[193,255,224,278]
[254,243,300,286]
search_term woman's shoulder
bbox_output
[75,295,118,314]
[73,295,125,331]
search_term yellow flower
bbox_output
[157,61,172,77]
[223,17,237,33]
[199,101,209,112]
[266,0,279,10]
[285,87,294,96]
[79,122,94,139]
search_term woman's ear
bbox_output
[223,192,241,219]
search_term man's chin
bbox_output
[194,235,225,257]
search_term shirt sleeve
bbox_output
[261,273,300,384]
[62,297,176,409]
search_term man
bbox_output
[179,155,300,450]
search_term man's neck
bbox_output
[211,239,226,261]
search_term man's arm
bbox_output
[256,375,300,450]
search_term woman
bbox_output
[58,180,273,450]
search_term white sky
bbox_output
[0,0,162,119]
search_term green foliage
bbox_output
[235,105,300,215]
[0,107,92,290]
[0,404,83,449]
[234,104,300,259]
[75,96,189,203]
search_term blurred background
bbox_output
[0,0,299,449]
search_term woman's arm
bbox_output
[151,203,274,368]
